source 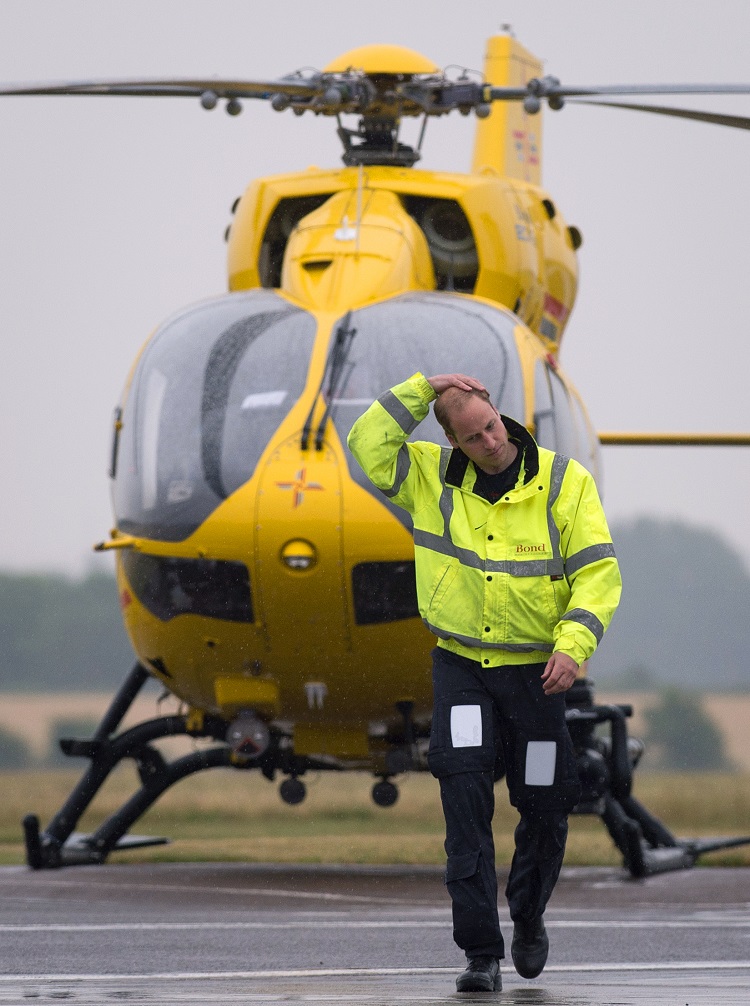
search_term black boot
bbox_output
[455,955,502,992]
[511,917,548,978]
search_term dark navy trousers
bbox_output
[427,646,581,959]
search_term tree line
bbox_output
[0,515,746,770]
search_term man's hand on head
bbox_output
[541,652,579,695]
[426,374,488,396]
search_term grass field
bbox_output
[2,766,749,869]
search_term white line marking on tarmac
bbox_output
[1,918,749,933]
[0,921,448,932]
[4,878,433,905]
[2,963,750,982]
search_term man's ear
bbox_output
[446,433,458,449]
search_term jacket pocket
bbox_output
[426,561,458,616]
[550,575,571,619]
[503,574,559,645]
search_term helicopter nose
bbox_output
[252,432,350,689]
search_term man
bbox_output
[348,372,621,992]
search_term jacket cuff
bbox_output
[553,637,591,667]
[408,372,438,404]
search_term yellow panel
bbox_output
[214,677,280,717]
[324,44,438,75]
[281,188,435,308]
[294,725,369,758]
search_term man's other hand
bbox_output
[427,374,488,395]
[541,652,579,695]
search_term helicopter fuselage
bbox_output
[108,158,597,770]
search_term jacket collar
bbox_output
[444,415,540,490]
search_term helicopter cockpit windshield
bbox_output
[332,293,525,524]
[112,292,316,541]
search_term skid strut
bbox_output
[23,664,233,868]
[565,680,750,877]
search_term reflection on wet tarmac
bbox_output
[2,969,750,1005]
[1,864,749,1005]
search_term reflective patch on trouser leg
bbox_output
[450,705,482,747]
[525,740,557,785]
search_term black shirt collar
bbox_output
[444,415,540,489]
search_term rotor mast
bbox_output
[322,44,441,167]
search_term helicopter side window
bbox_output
[113,292,316,542]
[141,369,169,512]
[330,292,525,528]
[535,360,600,477]
[570,387,603,488]
[533,361,556,451]
[548,367,580,460]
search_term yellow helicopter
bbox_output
[8,32,750,875]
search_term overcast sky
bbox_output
[2,0,750,575]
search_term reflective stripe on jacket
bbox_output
[347,372,622,667]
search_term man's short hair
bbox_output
[433,386,492,438]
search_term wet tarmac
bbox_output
[0,862,748,1004]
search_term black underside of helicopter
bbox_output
[22,663,750,876]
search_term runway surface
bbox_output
[1,862,749,1004]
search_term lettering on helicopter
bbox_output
[512,128,539,167]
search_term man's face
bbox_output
[445,396,516,475]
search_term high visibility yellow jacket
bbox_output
[348,373,622,667]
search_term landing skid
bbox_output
[23,664,236,868]
[22,667,750,875]
[564,679,750,877]
[22,663,346,869]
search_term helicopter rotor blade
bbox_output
[4,72,750,125]
[487,78,750,114]
[488,80,750,101]
[0,76,322,100]
[567,98,750,131]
